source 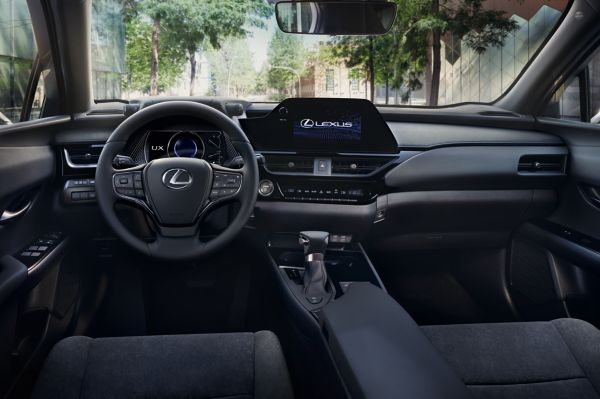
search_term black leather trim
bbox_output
[321,283,471,399]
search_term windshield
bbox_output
[91,0,568,106]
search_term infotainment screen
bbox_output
[240,98,398,154]
[292,113,361,142]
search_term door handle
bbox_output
[0,201,32,224]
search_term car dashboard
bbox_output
[56,96,568,247]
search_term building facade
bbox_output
[435,2,568,105]
[0,0,37,122]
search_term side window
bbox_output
[545,49,600,124]
[30,70,47,120]
[545,76,581,121]
[0,0,44,125]
[591,52,600,123]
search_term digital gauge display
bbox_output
[170,132,203,158]
[145,131,223,162]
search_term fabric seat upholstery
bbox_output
[32,331,293,399]
[422,318,600,399]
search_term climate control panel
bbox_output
[258,178,378,204]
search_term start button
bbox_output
[258,180,275,197]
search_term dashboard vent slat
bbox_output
[518,155,566,173]
[264,155,314,173]
[63,144,105,168]
[264,154,393,175]
[331,157,391,175]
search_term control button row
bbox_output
[114,172,142,188]
[21,251,41,258]
[71,191,96,201]
[18,232,63,264]
[116,188,146,199]
[210,188,239,199]
[212,172,242,189]
[67,178,95,187]
[114,172,144,199]
[283,188,364,197]
[285,196,359,203]
[330,234,352,243]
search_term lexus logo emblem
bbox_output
[300,118,353,128]
[300,118,315,128]
[162,168,193,190]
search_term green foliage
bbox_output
[206,38,257,98]
[122,18,186,94]
[331,0,518,103]
[166,0,272,53]
[266,30,305,101]
[122,0,272,94]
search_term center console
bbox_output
[241,98,400,206]
[267,233,385,312]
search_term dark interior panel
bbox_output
[0,147,54,203]
[370,189,556,251]
[385,146,567,191]
[388,122,563,149]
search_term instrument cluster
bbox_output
[145,130,224,164]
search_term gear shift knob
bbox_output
[299,231,330,304]
[299,231,329,259]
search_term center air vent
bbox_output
[63,144,105,169]
[331,157,392,175]
[264,155,314,173]
[518,155,566,173]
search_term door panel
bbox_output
[0,118,71,397]
[507,118,600,324]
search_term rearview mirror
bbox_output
[275,1,397,35]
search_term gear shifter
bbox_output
[299,231,330,304]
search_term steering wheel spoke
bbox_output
[112,165,154,215]
[207,164,245,205]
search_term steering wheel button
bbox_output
[135,189,145,198]
[118,188,135,196]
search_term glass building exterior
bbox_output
[0,0,36,122]
[437,5,564,105]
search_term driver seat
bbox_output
[31,331,294,399]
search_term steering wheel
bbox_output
[95,101,259,261]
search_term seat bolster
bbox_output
[553,318,600,395]
[31,336,93,399]
[253,330,294,399]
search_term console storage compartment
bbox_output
[321,283,471,399]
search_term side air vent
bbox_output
[264,155,314,174]
[63,144,105,169]
[518,155,566,173]
[331,157,392,175]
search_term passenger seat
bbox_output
[422,319,600,399]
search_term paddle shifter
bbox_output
[299,231,330,304]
